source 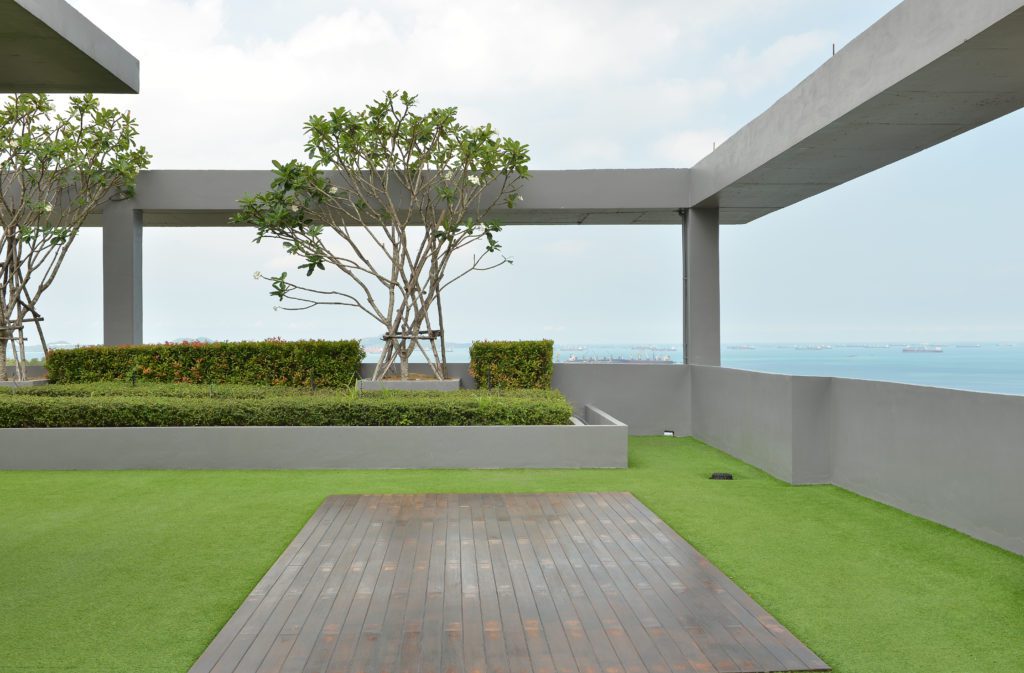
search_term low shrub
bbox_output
[0,385,573,427]
[469,340,554,389]
[45,339,364,387]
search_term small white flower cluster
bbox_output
[328,186,338,195]
[467,175,480,185]
[443,170,453,180]
[290,204,300,213]
[44,203,53,213]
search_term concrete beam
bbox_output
[0,0,139,93]
[689,0,1024,223]
[102,201,143,345]
[87,169,689,227]
[684,208,720,365]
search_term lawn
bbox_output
[1,436,1021,673]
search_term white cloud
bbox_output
[723,30,836,95]
[66,0,844,170]
[656,129,730,165]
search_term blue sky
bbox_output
[44,0,1024,345]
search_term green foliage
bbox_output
[0,93,150,198]
[0,385,572,427]
[230,91,532,379]
[469,339,554,389]
[44,340,364,387]
[233,91,531,269]
[1,94,150,380]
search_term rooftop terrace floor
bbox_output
[189,492,826,673]
[1,437,1021,673]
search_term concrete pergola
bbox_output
[0,0,139,93]
[7,0,1024,365]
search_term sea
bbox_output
[379,342,1024,396]
[23,341,1024,396]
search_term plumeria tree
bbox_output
[236,91,530,380]
[0,94,150,381]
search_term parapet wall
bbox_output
[687,366,1024,556]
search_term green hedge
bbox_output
[45,340,364,387]
[0,385,572,427]
[469,340,554,389]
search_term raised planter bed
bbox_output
[356,378,461,392]
[0,379,49,388]
[0,405,627,469]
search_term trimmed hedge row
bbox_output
[0,382,316,399]
[46,340,364,387]
[469,340,553,389]
[0,386,573,427]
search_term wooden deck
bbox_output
[189,493,828,673]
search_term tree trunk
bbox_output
[0,337,8,382]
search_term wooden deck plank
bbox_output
[189,494,828,673]
[190,497,347,673]
[608,494,828,672]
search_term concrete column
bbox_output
[684,207,720,365]
[102,201,143,345]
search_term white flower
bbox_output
[328,186,338,195]
[43,203,53,213]
[290,204,300,212]
[467,175,480,185]
[517,195,524,201]
[253,271,262,280]
[443,170,453,180]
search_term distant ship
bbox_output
[903,345,943,353]
[565,354,673,364]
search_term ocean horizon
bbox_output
[19,340,1024,396]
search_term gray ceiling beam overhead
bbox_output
[88,169,690,227]
[0,0,139,93]
[688,0,1024,224]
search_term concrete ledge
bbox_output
[0,411,627,470]
[356,378,461,392]
[0,379,49,388]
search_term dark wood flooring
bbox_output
[189,493,828,673]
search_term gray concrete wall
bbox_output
[552,363,690,436]
[690,367,799,482]
[0,418,627,469]
[688,366,1024,555]
[3,365,47,379]
[360,361,691,437]
[828,378,1024,555]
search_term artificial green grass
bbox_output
[0,437,1021,673]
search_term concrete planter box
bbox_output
[0,405,627,470]
[0,379,49,388]
[356,378,461,392]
